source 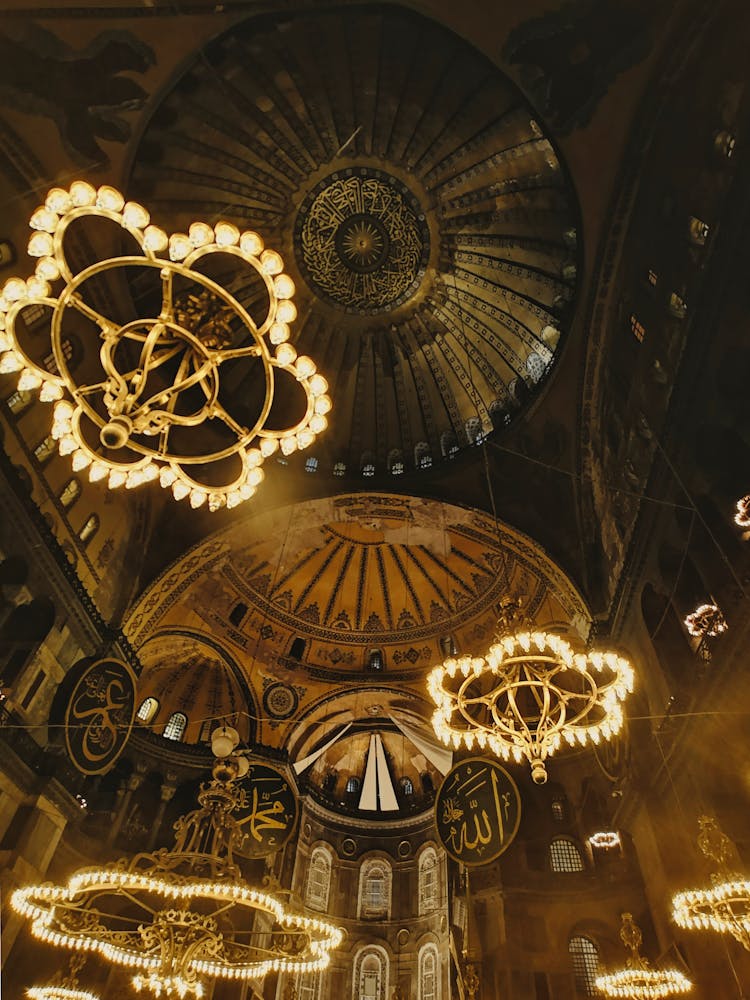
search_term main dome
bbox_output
[129,4,580,477]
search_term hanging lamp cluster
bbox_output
[672,815,750,951]
[427,602,634,784]
[12,753,342,999]
[595,913,692,999]
[0,182,331,511]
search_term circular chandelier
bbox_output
[0,183,332,511]
[683,604,727,638]
[12,757,343,998]
[427,625,634,784]
[672,815,750,951]
[595,913,692,999]
[734,494,750,527]
[27,957,99,1000]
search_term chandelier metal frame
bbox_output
[672,815,750,951]
[0,182,332,511]
[595,912,692,1000]
[427,628,634,784]
[12,758,343,999]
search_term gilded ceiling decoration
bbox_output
[130,5,580,475]
[126,495,589,647]
[296,168,430,314]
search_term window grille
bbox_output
[305,456,319,472]
[305,848,331,912]
[163,711,187,741]
[419,945,439,1000]
[78,514,99,545]
[333,461,346,477]
[34,434,57,464]
[550,838,584,872]
[59,478,81,509]
[569,936,600,996]
[630,314,645,343]
[419,848,438,914]
[136,697,159,724]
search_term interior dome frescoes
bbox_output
[1,3,750,1000]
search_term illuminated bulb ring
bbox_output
[427,631,633,782]
[12,870,343,991]
[672,879,750,937]
[27,988,100,1000]
[0,183,332,510]
[595,967,693,999]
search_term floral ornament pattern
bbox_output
[0,182,331,511]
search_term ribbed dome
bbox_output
[129,4,579,479]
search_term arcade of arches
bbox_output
[1,2,750,1000]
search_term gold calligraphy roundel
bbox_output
[435,757,521,866]
[295,167,430,314]
[235,762,298,858]
[63,657,137,776]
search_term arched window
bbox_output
[346,776,360,795]
[400,777,414,796]
[305,847,332,912]
[59,478,81,509]
[358,857,392,919]
[441,431,459,459]
[305,456,319,473]
[550,837,584,873]
[78,514,99,545]
[415,441,432,469]
[367,649,383,671]
[163,712,187,741]
[229,602,248,627]
[136,697,159,724]
[568,936,600,996]
[551,799,565,822]
[353,947,388,1000]
[333,461,346,477]
[439,635,457,657]
[418,943,440,1000]
[296,971,320,1000]
[465,417,484,446]
[7,389,32,416]
[361,452,376,477]
[290,637,306,661]
[419,847,439,915]
[388,449,404,476]
[34,434,57,464]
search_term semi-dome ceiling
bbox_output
[128,4,580,479]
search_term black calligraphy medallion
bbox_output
[435,758,521,866]
[63,658,137,775]
[235,762,298,858]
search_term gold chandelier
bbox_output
[427,611,634,784]
[27,956,99,1000]
[683,604,727,638]
[12,756,343,999]
[672,815,750,951]
[595,913,692,999]
[0,183,331,510]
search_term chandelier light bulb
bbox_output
[309,414,328,434]
[240,231,264,256]
[188,222,214,247]
[0,182,332,511]
[274,274,295,299]
[96,186,125,212]
[28,232,54,258]
[69,181,97,207]
[276,300,297,323]
[123,202,151,230]
[260,249,284,275]
[214,222,240,247]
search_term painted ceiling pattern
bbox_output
[126,494,590,652]
[129,4,580,476]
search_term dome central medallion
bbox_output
[294,168,430,314]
